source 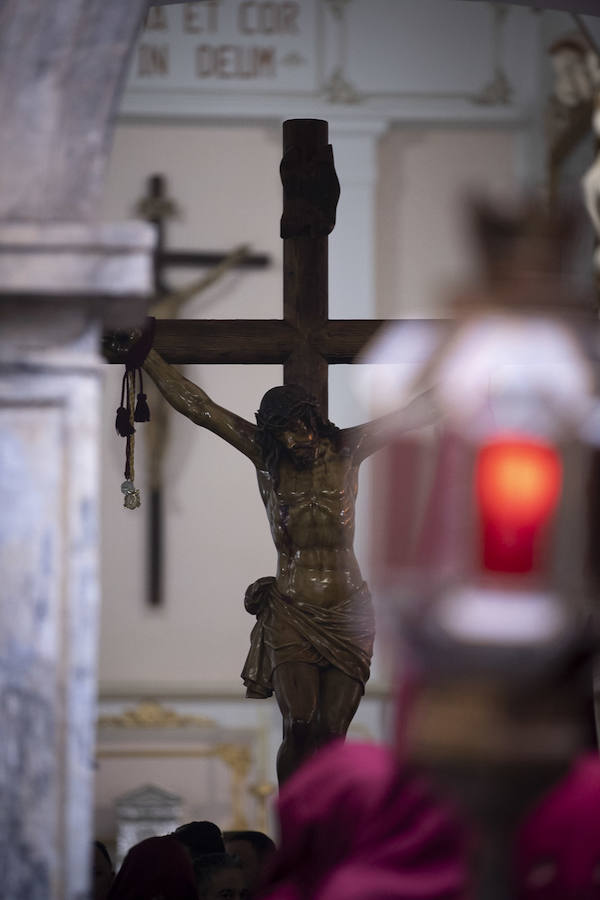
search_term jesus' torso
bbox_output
[256,438,364,608]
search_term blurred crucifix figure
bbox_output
[546,23,599,211]
[545,23,600,295]
[582,94,600,280]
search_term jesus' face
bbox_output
[274,416,319,467]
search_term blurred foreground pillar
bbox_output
[0,224,152,897]
[0,2,151,895]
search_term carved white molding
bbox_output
[116,783,183,812]
[98,680,393,698]
[115,784,183,863]
[322,0,361,104]
[473,3,513,106]
[0,222,154,339]
[120,0,538,125]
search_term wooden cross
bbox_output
[138,174,271,606]
[151,119,385,419]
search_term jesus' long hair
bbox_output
[255,384,340,482]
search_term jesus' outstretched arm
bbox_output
[341,388,440,463]
[143,348,261,465]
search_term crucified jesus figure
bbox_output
[140,346,432,783]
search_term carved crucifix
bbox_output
[113,119,434,782]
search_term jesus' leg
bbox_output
[318,666,363,744]
[272,661,320,784]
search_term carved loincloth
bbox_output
[241,576,375,699]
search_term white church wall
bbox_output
[375,126,519,321]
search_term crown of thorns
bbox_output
[255,385,319,431]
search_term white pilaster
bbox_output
[328,119,388,410]
[0,222,152,899]
[327,120,389,686]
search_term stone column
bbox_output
[0,223,152,898]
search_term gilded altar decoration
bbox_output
[98,700,216,729]
[248,781,277,833]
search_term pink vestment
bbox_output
[515,753,600,899]
[258,740,470,900]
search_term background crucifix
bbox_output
[136,173,271,606]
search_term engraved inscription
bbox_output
[138,44,170,77]
[196,44,275,79]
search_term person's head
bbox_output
[223,831,276,895]
[255,384,339,475]
[92,841,115,900]
[172,820,226,862]
[106,835,198,900]
[195,852,247,900]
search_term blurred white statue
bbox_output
[550,33,598,107]
[582,94,600,271]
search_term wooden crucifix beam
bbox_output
[152,119,384,418]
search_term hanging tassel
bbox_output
[121,370,141,510]
[115,371,135,437]
[113,318,156,510]
[115,408,129,436]
[134,369,151,423]
[134,393,150,422]
[116,406,134,436]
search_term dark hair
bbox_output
[194,852,241,895]
[172,821,225,859]
[107,836,197,900]
[223,830,276,862]
[94,840,114,869]
[255,384,340,479]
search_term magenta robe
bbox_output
[259,741,470,900]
